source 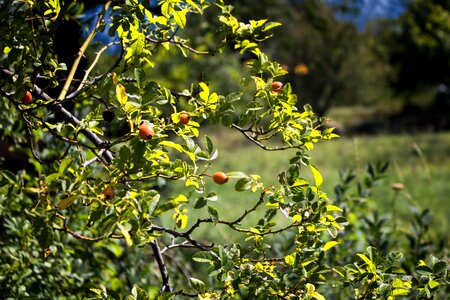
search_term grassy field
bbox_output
[161,127,450,242]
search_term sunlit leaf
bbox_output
[323,241,340,252]
[116,84,128,106]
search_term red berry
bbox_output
[21,91,33,104]
[270,81,283,94]
[102,187,115,200]
[212,171,228,185]
[179,113,190,125]
[139,124,155,140]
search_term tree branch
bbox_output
[151,240,172,293]
[150,224,213,251]
[58,0,112,100]
[0,68,114,164]
[231,124,294,151]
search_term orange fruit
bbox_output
[212,171,228,185]
[139,124,155,140]
[179,112,190,125]
[102,187,115,200]
[21,91,33,104]
[270,81,283,94]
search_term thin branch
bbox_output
[54,213,122,242]
[231,124,294,151]
[160,240,194,254]
[76,42,120,92]
[146,36,210,55]
[1,68,114,163]
[82,149,105,167]
[58,0,112,100]
[150,224,213,251]
[151,240,172,293]
[231,186,271,224]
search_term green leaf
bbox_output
[235,177,252,192]
[58,196,76,210]
[428,280,440,289]
[193,251,216,263]
[46,173,60,184]
[156,292,174,300]
[160,141,184,152]
[415,265,433,275]
[134,68,147,88]
[58,158,73,174]
[357,253,377,274]
[432,260,448,274]
[189,277,205,294]
[194,197,207,209]
[154,195,188,216]
[208,205,219,225]
[205,135,214,154]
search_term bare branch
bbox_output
[58,1,113,100]
[146,36,210,55]
[76,42,121,92]
[54,213,122,242]
[231,124,294,151]
[151,240,172,293]
[150,224,213,251]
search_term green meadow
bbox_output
[162,128,450,242]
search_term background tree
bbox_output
[228,0,392,116]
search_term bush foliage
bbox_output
[0,1,448,299]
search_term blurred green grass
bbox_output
[160,127,450,242]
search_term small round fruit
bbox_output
[102,187,115,200]
[270,81,283,94]
[179,113,190,125]
[139,123,155,140]
[212,171,228,185]
[21,91,33,104]
[102,109,115,122]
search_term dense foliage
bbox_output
[0,0,448,299]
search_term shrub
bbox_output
[0,1,447,299]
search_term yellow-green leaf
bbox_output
[116,84,128,106]
[326,205,343,212]
[160,141,183,152]
[309,164,323,188]
[58,196,76,210]
[117,223,133,246]
[124,101,136,112]
[112,72,118,85]
[323,241,340,252]
[176,214,188,229]
[428,280,440,289]
[285,254,295,266]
